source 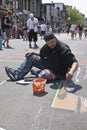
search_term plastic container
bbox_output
[32,78,47,94]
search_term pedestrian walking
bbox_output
[74,25,78,39]
[23,23,28,41]
[40,21,47,39]
[5,32,79,82]
[27,13,38,48]
[70,23,76,40]
[1,15,5,36]
[78,23,83,40]
[2,10,12,48]
[84,27,87,38]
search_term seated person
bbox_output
[5,32,79,81]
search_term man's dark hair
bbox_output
[44,33,55,42]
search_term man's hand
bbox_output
[25,52,39,58]
[25,52,33,58]
[66,62,79,81]
[65,71,73,81]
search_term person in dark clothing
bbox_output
[5,33,79,81]
[1,16,5,36]
[3,10,12,48]
[78,23,83,39]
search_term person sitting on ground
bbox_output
[5,32,79,81]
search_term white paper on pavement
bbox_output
[0,127,7,130]
[16,80,32,85]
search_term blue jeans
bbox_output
[16,54,55,80]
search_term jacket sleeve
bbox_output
[60,44,78,68]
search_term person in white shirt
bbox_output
[27,13,38,48]
[70,23,76,40]
[49,26,52,32]
[40,21,47,39]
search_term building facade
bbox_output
[42,2,68,32]
[0,0,42,18]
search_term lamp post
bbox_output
[51,1,54,32]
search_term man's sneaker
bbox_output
[7,45,11,48]
[5,66,18,81]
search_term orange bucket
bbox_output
[32,78,47,94]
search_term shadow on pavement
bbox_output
[49,79,82,94]
[64,80,82,93]
[33,91,48,97]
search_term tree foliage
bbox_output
[67,7,85,25]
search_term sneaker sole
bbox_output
[5,67,16,81]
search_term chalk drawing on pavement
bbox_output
[84,66,87,80]
[75,66,81,82]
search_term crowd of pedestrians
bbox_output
[1,9,87,50]
[0,11,50,49]
[69,23,86,40]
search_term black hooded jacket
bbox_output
[40,40,77,76]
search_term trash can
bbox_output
[0,37,3,50]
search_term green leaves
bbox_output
[68,7,85,25]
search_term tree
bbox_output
[67,7,85,25]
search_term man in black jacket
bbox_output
[5,33,79,81]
